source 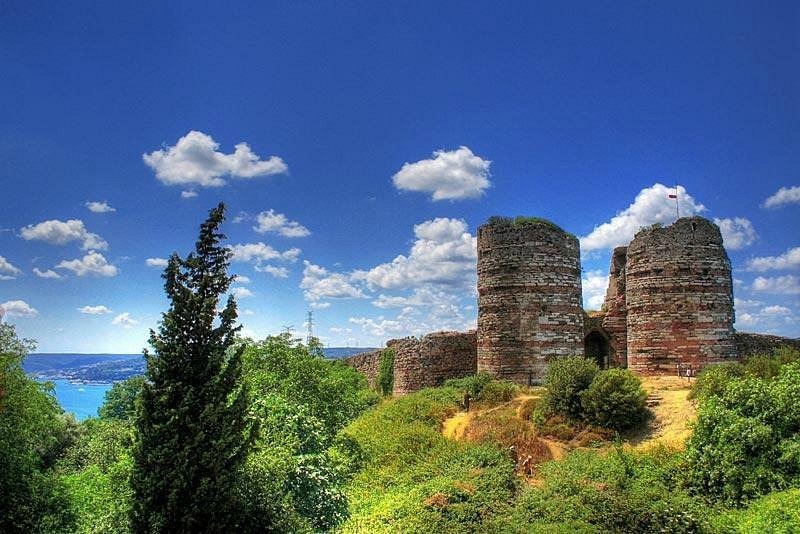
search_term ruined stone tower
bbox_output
[625,217,736,373]
[477,217,584,384]
[600,246,629,368]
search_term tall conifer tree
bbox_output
[132,203,252,533]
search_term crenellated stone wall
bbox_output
[477,217,584,384]
[625,217,737,374]
[391,331,477,395]
[734,332,800,357]
[342,349,383,389]
[601,246,628,368]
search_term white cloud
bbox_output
[242,309,255,316]
[310,302,331,310]
[762,305,792,316]
[580,184,706,251]
[56,251,119,277]
[78,305,113,315]
[735,303,796,332]
[33,268,62,279]
[233,275,251,284]
[582,270,609,310]
[714,217,757,250]
[253,210,310,237]
[301,261,366,304]
[143,130,288,188]
[230,287,254,299]
[363,218,477,291]
[392,146,491,201]
[181,190,198,199]
[85,201,115,213]
[0,256,21,280]
[20,219,108,251]
[229,243,301,263]
[0,300,38,318]
[145,257,169,268]
[255,264,289,278]
[747,247,800,272]
[752,275,800,294]
[763,186,800,209]
[112,312,138,328]
[349,302,473,342]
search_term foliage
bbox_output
[688,363,745,401]
[710,488,800,533]
[98,375,145,421]
[242,333,378,441]
[339,387,520,532]
[131,203,254,532]
[377,347,394,396]
[497,446,711,533]
[742,346,800,379]
[0,323,74,533]
[541,356,599,420]
[445,373,519,406]
[240,335,377,531]
[580,369,648,431]
[62,457,133,533]
[684,361,800,505]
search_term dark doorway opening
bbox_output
[584,331,609,369]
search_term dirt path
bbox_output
[629,376,696,450]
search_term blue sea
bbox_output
[46,379,112,421]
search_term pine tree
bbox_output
[132,203,253,533]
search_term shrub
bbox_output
[505,447,711,533]
[710,488,800,532]
[541,356,599,420]
[444,373,519,406]
[580,369,648,431]
[688,362,745,400]
[683,361,800,505]
[377,348,395,396]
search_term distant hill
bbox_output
[24,347,376,383]
[323,347,379,360]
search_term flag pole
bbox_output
[675,185,680,219]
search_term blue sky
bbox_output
[1,1,798,352]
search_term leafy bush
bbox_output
[541,356,599,420]
[242,334,379,440]
[445,373,520,406]
[580,369,648,431]
[684,361,800,505]
[499,446,711,533]
[710,488,800,532]
[688,362,745,400]
[742,346,800,379]
[377,348,395,396]
[479,380,520,404]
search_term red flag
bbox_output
[668,194,677,199]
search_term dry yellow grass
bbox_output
[628,375,697,450]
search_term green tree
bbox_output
[98,375,145,421]
[0,323,74,532]
[131,203,254,533]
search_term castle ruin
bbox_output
[345,215,798,394]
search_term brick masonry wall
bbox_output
[601,246,629,368]
[625,217,737,374]
[735,332,800,357]
[390,331,477,395]
[477,218,584,384]
[342,349,383,389]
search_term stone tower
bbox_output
[625,217,736,373]
[600,246,629,368]
[477,217,584,384]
